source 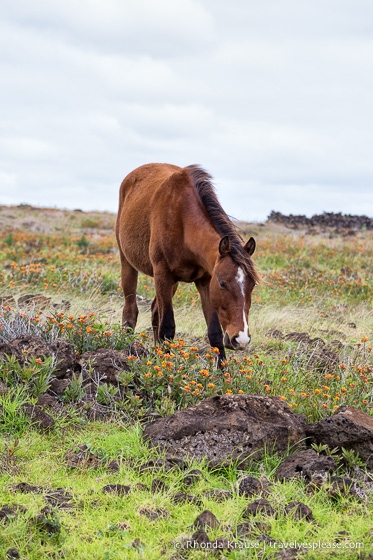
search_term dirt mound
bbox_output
[267,211,373,232]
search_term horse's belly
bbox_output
[118,215,154,276]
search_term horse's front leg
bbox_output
[153,270,177,341]
[195,280,226,365]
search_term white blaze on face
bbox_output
[235,266,251,346]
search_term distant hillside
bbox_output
[0,204,116,236]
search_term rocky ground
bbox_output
[267,211,373,234]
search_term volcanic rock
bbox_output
[143,394,306,468]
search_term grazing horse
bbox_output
[115,163,260,363]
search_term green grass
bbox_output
[1,423,372,559]
[0,208,372,558]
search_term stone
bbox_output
[102,484,131,496]
[238,475,266,497]
[143,395,306,468]
[193,510,220,530]
[284,501,314,521]
[242,498,275,518]
[275,449,336,481]
[77,348,131,384]
[307,406,373,469]
[22,403,55,430]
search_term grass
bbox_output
[0,205,372,558]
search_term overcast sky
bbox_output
[1,0,373,222]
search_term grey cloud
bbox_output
[0,0,372,220]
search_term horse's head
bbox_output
[210,235,257,351]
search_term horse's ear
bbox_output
[219,236,231,256]
[244,237,256,256]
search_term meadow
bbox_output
[0,204,372,559]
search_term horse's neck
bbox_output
[188,228,221,275]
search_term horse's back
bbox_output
[116,163,188,276]
[119,163,181,202]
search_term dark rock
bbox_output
[205,489,233,502]
[238,475,266,497]
[236,521,271,536]
[307,406,373,469]
[85,402,109,421]
[284,501,314,521]
[151,478,169,493]
[36,393,64,413]
[266,329,284,339]
[64,444,102,469]
[0,381,7,394]
[11,482,42,493]
[191,530,210,545]
[284,332,311,343]
[33,512,61,534]
[329,476,367,499]
[132,538,145,550]
[18,294,51,310]
[193,510,220,530]
[49,379,70,396]
[45,488,74,509]
[258,533,277,545]
[107,460,121,473]
[0,504,27,524]
[77,348,131,384]
[49,338,76,378]
[138,506,168,520]
[267,210,373,232]
[102,484,131,496]
[6,549,20,559]
[0,342,23,363]
[275,449,336,481]
[172,493,202,506]
[143,394,306,468]
[243,498,275,517]
[139,459,167,472]
[183,469,203,486]
[9,335,76,378]
[139,457,187,472]
[22,403,55,430]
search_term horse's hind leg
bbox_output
[151,296,159,341]
[119,253,139,330]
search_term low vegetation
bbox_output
[0,204,372,559]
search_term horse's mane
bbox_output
[185,164,260,283]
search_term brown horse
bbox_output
[115,163,260,362]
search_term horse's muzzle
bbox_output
[223,332,250,350]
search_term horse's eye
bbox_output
[219,280,227,289]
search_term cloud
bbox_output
[0,0,372,220]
